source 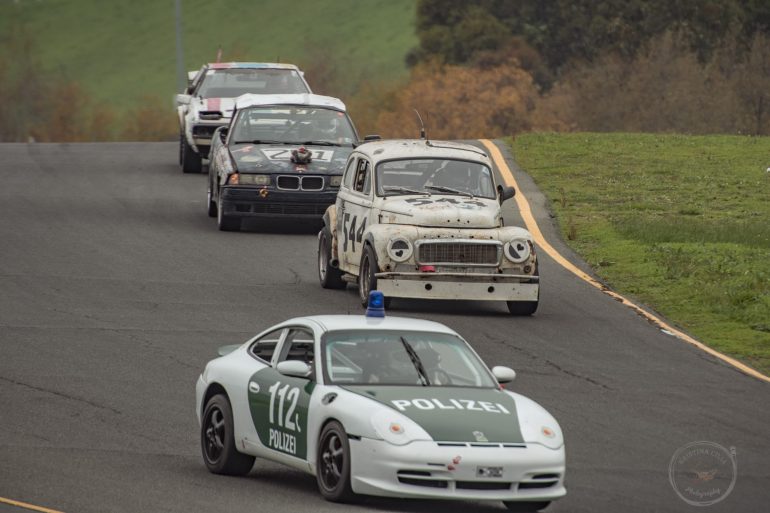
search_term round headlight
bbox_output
[504,239,531,263]
[387,238,413,262]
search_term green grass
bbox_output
[0,0,416,112]
[508,133,770,375]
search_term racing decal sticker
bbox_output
[390,398,512,414]
[262,149,334,162]
[343,386,524,443]
[405,197,486,208]
[341,213,366,253]
[248,368,314,459]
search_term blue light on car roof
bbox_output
[366,291,385,318]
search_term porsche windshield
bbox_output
[376,159,496,199]
[322,330,496,387]
[230,106,356,145]
[196,68,308,98]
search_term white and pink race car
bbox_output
[176,62,311,173]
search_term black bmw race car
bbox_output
[207,93,359,231]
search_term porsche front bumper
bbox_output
[349,437,566,501]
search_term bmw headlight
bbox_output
[238,174,270,186]
[386,238,413,262]
[370,410,431,446]
[504,238,531,263]
[329,175,343,187]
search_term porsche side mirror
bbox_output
[277,360,312,379]
[176,93,191,106]
[492,366,516,384]
[497,185,515,204]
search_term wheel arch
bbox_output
[308,415,345,476]
[202,382,230,416]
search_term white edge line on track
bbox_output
[0,497,65,513]
[479,138,770,384]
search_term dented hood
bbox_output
[378,196,501,228]
[195,97,236,119]
[229,143,353,174]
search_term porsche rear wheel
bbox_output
[318,229,345,289]
[503,501,551,512]
[182,136,202,174]
[316,421,354,502]
[201,394,254,476]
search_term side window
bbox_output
[278,328,315,365]
[343,157,357,190]
[353,159,371,195]
[249,328,284,364]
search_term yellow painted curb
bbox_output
[480,138,770,384]
[0,497,65,513]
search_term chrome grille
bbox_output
[416,241,501,266]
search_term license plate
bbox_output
[477,466,504,478]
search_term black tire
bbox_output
[207,176,217,218]
[318,229,346,289]
[507,263,539,316]
[182,136,202,174]
[502,501,551,512]
[357,245,391,308]
[178,133,184,165]
[316,421,355,502]
[201,394,255,476]
[507,299,538,316]
[217,191,240,231]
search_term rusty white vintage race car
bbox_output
[317,139,540,315]
[196,293,565,511]
[176,62,311,173]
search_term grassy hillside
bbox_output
[0,0,416,113]
[509,133,770,375]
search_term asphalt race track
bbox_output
[1,142,768,513]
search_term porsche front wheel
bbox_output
[316,421,354,502]
[201,394,254,475]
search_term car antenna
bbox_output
[414,109,433,147]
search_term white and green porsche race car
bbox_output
[195,293,566,511]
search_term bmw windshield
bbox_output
[322,330,497,387]
[230,106,357,146]
[195,68,308,98]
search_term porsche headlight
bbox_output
[386,238,413,262]
[329,175,343,187]
[519,417,563,450]
[238,174,270,186]
[504,238,531,263]
[370,410,430,446]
